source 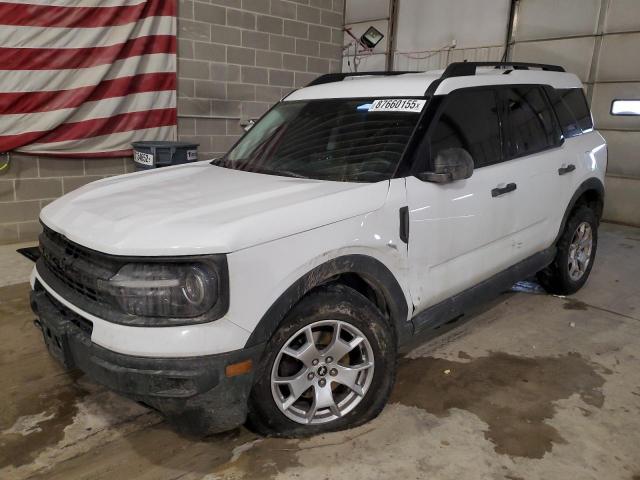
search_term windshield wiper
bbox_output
[211,158,308,179]
[252,168,309,179]
[210,157,233,167]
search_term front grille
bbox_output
[39,226,121,307]
[43,249,100,301]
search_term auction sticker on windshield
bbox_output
[368,99,426,113]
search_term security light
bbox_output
[360,26,384,49]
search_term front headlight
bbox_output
[99,262,220,318]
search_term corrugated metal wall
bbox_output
[393,0,509,70]
[510,0,640,225]
[343,0,510,72]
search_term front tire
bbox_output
[537,205,598,295]
[247,284,396,437]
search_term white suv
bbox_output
[31,62,606,437]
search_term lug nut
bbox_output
[318,378,327,387]
[307,372,315,380]
[326,356,333,363]
[312,359,319,366]
[329,368,338,377]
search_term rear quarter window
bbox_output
[552,88,594,137]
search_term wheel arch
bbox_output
[555,177,605,244]
[244,254,412,350]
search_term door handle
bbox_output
[491,182,517,197]
[558,164,576,175]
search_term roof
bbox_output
[287,72,441,100]
[286,67,583,101]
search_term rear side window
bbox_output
[504,86,561,158]
[428,89,502,168]
[554,88,594,136]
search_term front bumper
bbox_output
[30,282,264,434]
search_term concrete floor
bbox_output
[1,223,639,480]
[0,242,38,288]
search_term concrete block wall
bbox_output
[0,156,135,244]
[177,0,345,159]
[0,0,345,245]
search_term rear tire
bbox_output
[537,205,598,295]
[247,284,396,437]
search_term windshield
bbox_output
[216,98,423,182]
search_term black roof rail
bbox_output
[441,61,566,79]
[306,71,421,87]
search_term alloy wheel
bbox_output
[270,319,375,425]
[568,221,593,281]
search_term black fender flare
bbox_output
[554,177,605,244]
[244,254,412,349]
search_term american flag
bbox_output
[0,0,177,157]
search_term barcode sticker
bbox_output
[368,99,426,113]
[134,151,154,166]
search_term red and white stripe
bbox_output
[0,0,177,157]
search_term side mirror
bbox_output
[416,148,474,184]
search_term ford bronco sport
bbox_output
[31,62,606,437]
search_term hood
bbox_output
[40,162,390,256]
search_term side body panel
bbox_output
[502,146,563,262]
[226,179,411,336]
[405,162,525,311]
[549,131,608,233]
[405,84,606,315]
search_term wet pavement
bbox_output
[1,223,639,480]
[392,352,609,459]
